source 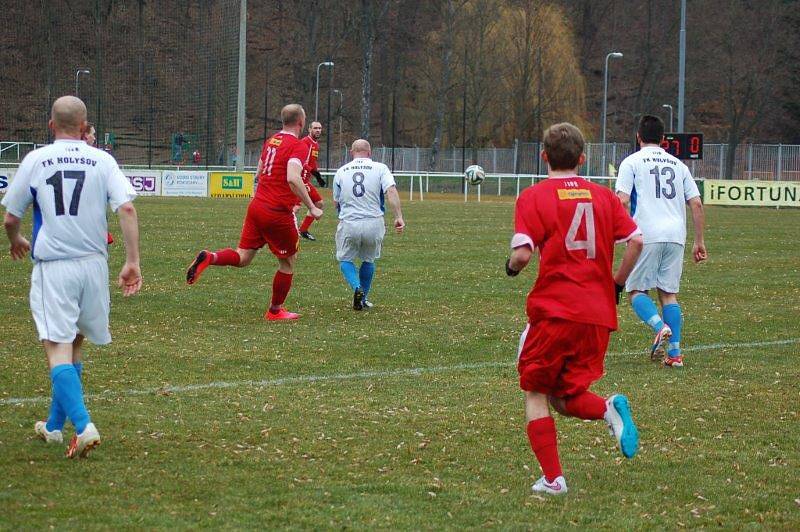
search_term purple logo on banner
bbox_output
[129,175,156,192]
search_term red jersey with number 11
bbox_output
[512,177,640,330]
[254,131,308,212]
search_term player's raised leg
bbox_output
[186,247,255,284]
[630,291,671,360]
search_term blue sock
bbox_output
[662,303,682,357]
[46,362,83,432]
[631,294,665,333]
[339,261,361,291]
[50,364,91,434]
[359,262,375,298]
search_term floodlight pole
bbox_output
[315,61,334,121]
[332,89,343,165]
[662,104,674,132]
[677,0,687,132]
[75,69,91,98]
[235,0,246,170]
[602,52,623,176]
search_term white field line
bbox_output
[1,337,798,407]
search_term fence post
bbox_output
[747,144,753,179]
[497,175,501,196]
[516,176,521,197]
[719,145,725,180]
[409,174,414,201]
[416,147,420,172]
[492,148,497,173]
[777,144,782,181]
[418,175,424,201]
[513,138,519,174]
[426,172,429,193]
[612,144,617,173]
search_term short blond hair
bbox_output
[281,104,305,126]
[543,122,585,170]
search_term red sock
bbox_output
[563,391,607,420]
[299,215,314,233]
[270,271,293,309]
[211,248,240,266]
[526,417,563,482]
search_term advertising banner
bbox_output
[124,170,161,196]
[0,168,15,194]
[703,179,800,207]
[162,171,208,197]
[209,172,255,198]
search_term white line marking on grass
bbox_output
[1,337,798,407]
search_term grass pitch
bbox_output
[1,193,798,529]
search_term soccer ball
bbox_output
[464,164,485,186]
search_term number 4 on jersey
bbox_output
[565,202,596,259]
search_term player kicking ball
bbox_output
[506,123,644,494]
[2,96,141,458]
[186,104,322,320]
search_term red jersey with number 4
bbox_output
[512,177,640,331]
[255,131,308,212]
[300,136,320,176]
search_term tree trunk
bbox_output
[360,0,375,139]
[429,0,455,171]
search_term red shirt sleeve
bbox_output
[512,189,544,249]
[611,192,640,242]
[288,139,308,165]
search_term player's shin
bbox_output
[211,248,241,267]
[339,261,360,291]
[46,361,84,431]
[50,364,91,434]
[359,262,375,297]
[662,303,682,357]
[631,293,665,332]
[299,215,315,233]
[526,417,563,483]
[270,271,293,311]
[562,391,607,420]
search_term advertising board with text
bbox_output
[162,171,208,197]
[209,172,255,198]
[123,170,161,196]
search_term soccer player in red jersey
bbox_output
[297,121,326,241]
[185,104,322,320]
[506,123,644,495]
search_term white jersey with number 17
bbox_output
[333,157,396,221]
[1,139,136,262]
[615,146,700,245]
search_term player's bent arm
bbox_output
[287,159,321,217]
[507,244,533,275]
[617,191,631,208]
[688,196,707,262]
[385,185,405,232]
[117,202,142,296]
[613,234,644,286]
[3,212,30,260]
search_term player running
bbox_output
[615,115,707,367]
[297,121,326,241]
[186,104,322,320]
[2,96,142,458]
[332,139,404,310]
[506,122,643,495]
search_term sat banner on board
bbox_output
[124,170,161,196]
[0,168,15,194]
[209,172,255,198]
[162,170,208,197]
[703,179,800,207]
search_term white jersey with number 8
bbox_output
[615,146,700,245]
[1,139,136,262]
[332,157,396,221]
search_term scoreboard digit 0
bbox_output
[661,133,703,160]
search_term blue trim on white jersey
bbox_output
[31,187,41,260]
[380,188,385,213]
[630,185,637,217]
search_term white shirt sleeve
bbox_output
[615,158,634,194]
[332,169,342,202]
[106,158,137,212]
[1,154,35,218]
[380,165,396,192]
[682,164,700,200]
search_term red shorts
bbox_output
[238,201,299,258]
[517,319,610,397]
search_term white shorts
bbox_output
[335,218,386,262]
[625,242,684,294]
[30,254,112,345]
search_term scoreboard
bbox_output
[660,133,703,160]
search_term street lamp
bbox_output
[315,61,334,121]
[661,104,674,132]
[332,89,343,165]
[601,52,623,176]
[75,69,91,98]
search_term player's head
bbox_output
[542,122,586,172]
[637,115,665,145]
[84,122,97,146]
[281,104,306,131]
[308,121,322,140]
[351,139,371,158]
[50,95,88,139]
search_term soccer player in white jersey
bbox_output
[2,96,141,458]
[332,139,404,309]
[615,115,707,367]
